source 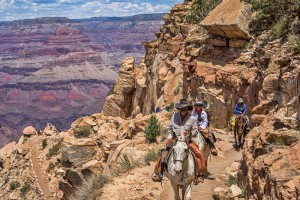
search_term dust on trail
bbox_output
[160,133,242,200]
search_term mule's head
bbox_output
[173,141,188,174]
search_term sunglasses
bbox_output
[179,107,188,112]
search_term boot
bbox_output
[152,154,163,182]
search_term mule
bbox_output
[164,136,196,200]
[233,114,248,149]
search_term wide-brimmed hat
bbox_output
[238,98,244,103]
[175,99,193,111]
[194,101,204,107]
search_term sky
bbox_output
[0,0,183,21]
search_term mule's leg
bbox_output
[238,133,242,148]
[184,184,192,200]
[234,130,237,146]
[182,185,186,200]
[171,182,180,200]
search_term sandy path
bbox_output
[160,133,242,200]
[30,136,55,200]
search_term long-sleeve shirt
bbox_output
[191,110,208,129]
[234,103,246,115]
[167,112,198,140]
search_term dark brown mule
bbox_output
[234,114,248,149]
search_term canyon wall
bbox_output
[0,14,164,147]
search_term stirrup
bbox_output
[151,173,162,182]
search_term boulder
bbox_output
[44,123,57,136]
[22,126,37,136]
[230,184,242,197]
[9,191,20,200]
[200,0,251,39]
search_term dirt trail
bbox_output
[160,133,242,200]
[30,136,55,200]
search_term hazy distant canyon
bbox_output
[0,14,164,147]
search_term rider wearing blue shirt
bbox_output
[234,98,246,115]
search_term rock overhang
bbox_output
[200,0,252,40]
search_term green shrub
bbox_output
[9,180,21,191]
[274,138,285,146]
[270,17,290,39]
[293,37,300,54]
[244,0,299,33]
[186,0,222,23]
[20,183,30,197]
[107,84,115,96]
[144,115,161,143]
[47,162,55,172]
[174,81,183,95]
[46,142,61,160]
[114,121,121,129]
[42,139,47,149]
[145,149,159,165]
[226,175,238,186]
[169,102,174,110]
[74,126,92,138]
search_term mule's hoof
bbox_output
[151,173,162,182]
[211,148,218,156]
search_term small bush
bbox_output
[20,183,30,197]
[42,139,47,149]
[47,162,55,172]
[114,121,121,129]
[293,37,300,54]
[9,180,21,191]
[113,154,138,176]
[270,17,290,39]
[174,81,183,95]
[244,0,299,33]
[46,142,61,160]
[226,175,238,186]
[274,138,285,146]
[144,115,161,143]
[169,102,174,110]
[74,126,92,138]
[107,84,115,96]
[69,174,109,200]
[186,0,222,23]
[145,149,159,165]
[160,128,168,142]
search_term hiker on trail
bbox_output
[234,98,246,115]
[152,99,207,184]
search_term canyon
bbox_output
[0,14,164,147]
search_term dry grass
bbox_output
[68,174,109,200]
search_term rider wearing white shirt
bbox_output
[191,107,208,130]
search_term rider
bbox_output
[152,99,207,183]
[232,98,249,130]
[234,98,246,115]
[192,101,218,163]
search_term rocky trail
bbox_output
[100,131,243,200]
[160,133,242,199]
[29,136,55,200]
